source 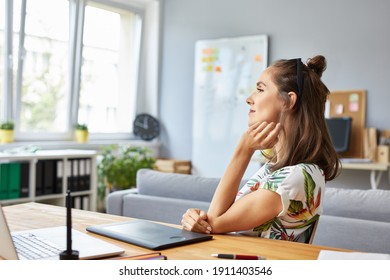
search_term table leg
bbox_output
[370,170,383,190]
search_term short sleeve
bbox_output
[235,163,325,240]
[260,166,307,217]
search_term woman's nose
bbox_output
[246,94,253,105]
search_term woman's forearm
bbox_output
[205,122,280,232]
[207,140,254,218]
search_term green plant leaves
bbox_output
[97,144,156,191]
[0,121,14,130]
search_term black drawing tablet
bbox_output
[87,220,212,250]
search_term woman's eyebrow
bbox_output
[257,81,266,87]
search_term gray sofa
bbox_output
[107,169,390,254]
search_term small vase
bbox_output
[75,130,88,143]
[0,129,14,143]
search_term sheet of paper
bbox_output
[318,250,390,260]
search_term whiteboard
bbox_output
[192,35,268,178]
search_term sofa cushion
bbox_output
[323,187,390,223]
[106,188,138,216]
[313,215,390,254]
[136,169,221,202]
[122,193,211,224]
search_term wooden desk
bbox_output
[341,162,390,190]
[2,203,349,260]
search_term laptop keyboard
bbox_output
[12,233,64,260]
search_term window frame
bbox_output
[1,0,14,122]
[1,0,160,143]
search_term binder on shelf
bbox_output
[72,195,90,210]
[0,162,26,200]
[82,195,89,210]
[0,163,9,199]
[35,160,44,196]
[66,160,72,191]
[43,160,56,195]
[0,150,96,211]
[71,159,79,191]
[85,158,91,190]
[79,158,90,191]
[79,159,85,191]
[55,160,63,194]
[72,195,80,209]
[8,163,21,199]
[64,158,90,193]
[20,162,30,198]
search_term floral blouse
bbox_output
[235,163,325,243]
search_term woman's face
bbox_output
[246,68,284,126]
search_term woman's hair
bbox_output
[267,55,340,181]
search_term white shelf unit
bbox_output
[0,149,97,211]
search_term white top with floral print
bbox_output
[235,163,325,243]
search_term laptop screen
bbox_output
[0,205,19,260]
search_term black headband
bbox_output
[296,58,304,98]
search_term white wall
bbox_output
[158,0,390,188]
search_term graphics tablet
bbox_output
[86,220,213,250]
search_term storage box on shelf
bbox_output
[154,159,191,174]
[377,145,390,164]
[0,149,97,211]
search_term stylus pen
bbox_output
[211,254,266,260]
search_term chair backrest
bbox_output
[307,218,319,244]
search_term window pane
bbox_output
[0,4,5,116]
[79,5,140,133]
[18,0,69,132]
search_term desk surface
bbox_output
[3,203,349,260]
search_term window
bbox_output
[0,2,6,118]
[79,4,141,134]
[17,0,70,133]
[0,11,3,114]
[0,0,158,142]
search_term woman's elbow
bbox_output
[207,216,237,234]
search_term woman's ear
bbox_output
[286,91,298,110]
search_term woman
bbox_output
[181,55,340,243]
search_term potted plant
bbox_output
[0,121,15,143]
[97,144,156,211]
[75,123,88,143]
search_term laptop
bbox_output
[87,219,213,250]
[0,205,124,260]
